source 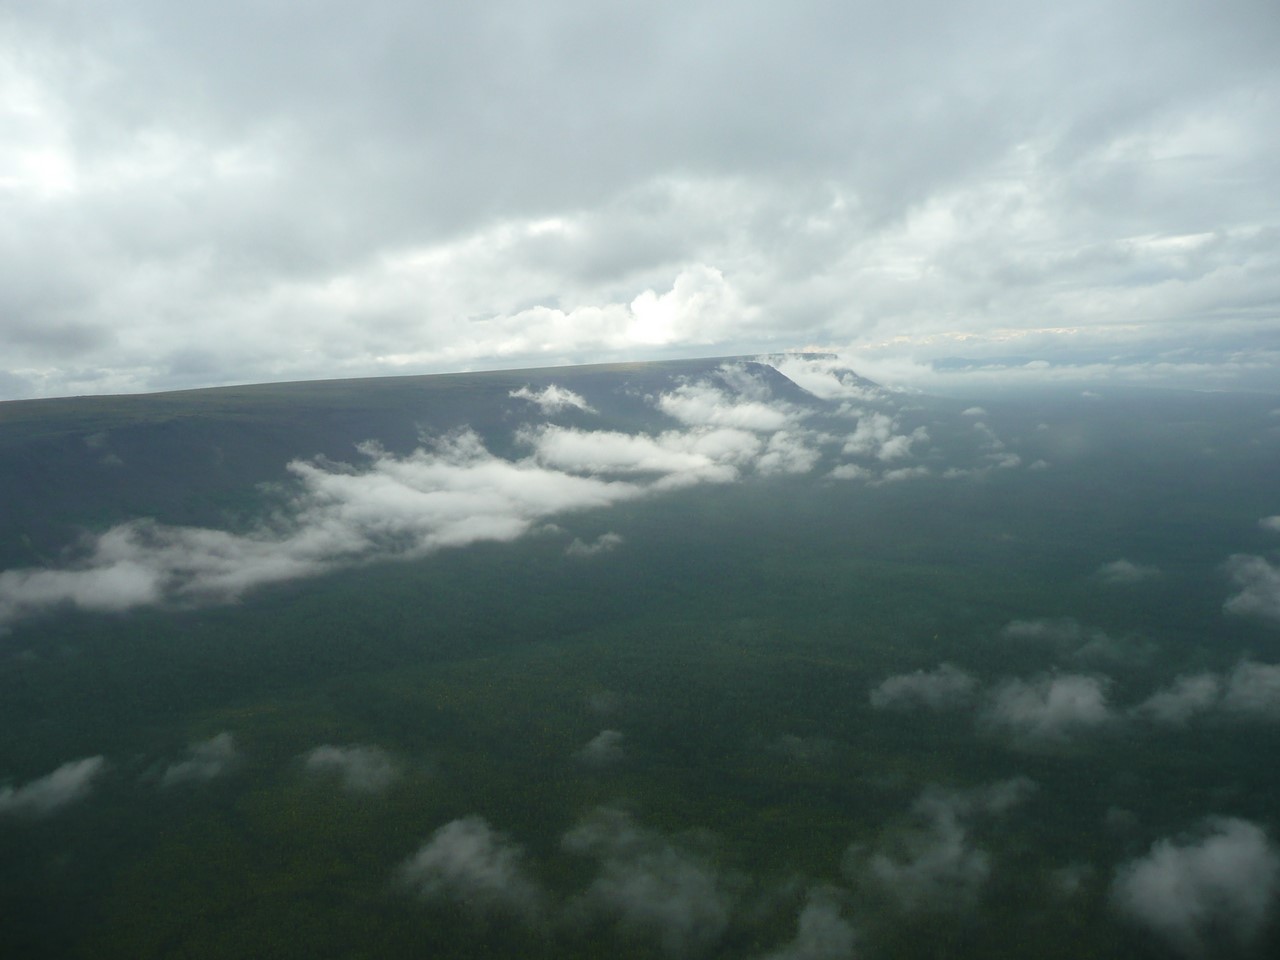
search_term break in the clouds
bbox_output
[400,816,544,919]
[869,663,978,712]
[564,807,734,956]
[0,756,106,818]
[855,778,1034,913]
[160,732,239,787]
[1111,818,1280,956]
[2,2,1277,399]
[303,744,400,794]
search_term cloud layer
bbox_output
[2,3,1277,398]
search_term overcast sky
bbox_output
[2,0,1277,399]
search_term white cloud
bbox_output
[869,663,978,712]
[1261,516,1280,533]
[1111,818,1280,956]
[564,807,733,956]
[510,384,597,415]
[160,732,239,787]
[657,379,794,433]
[1135,660,1280,725]
[982,675,1113,744]
[576,730,625,767]
[304,744,400,794]
[400,816,544,918]
[566,532,624,558]
[0,756,106,817]
[961,407,987,417]
[1224,555,1280,622]
[759,886,856,960]
[1095,559,1161,584]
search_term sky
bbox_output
[2,0,1278,400]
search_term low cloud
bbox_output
[400,816,544,919]
[1224,555,1280,622]
[304,744,400,794]
[576,730,625,767]
[855,778,1034,913]
[840,411,927,463]
[1133,674,1222,726]
[982,675,1113,744]
[566,532,624,558]
[761,355,882,403]
[657,378,796,433]
[1111,817,1280,956]
[759,886,857,960]
[999,617,1141,664]
[0,756,106,817]
[869,663,978,712]
[564,807,733,956]
[1095,559,1161,584]
[510,384,597,415]
[1259,516,1280,533]
[160,732,239,787]
[1136,660,1280,725]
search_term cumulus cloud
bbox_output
[566,532,624,558]
[510,384,597,415]
[0,756,106,817]
[657,379,795,433]
[1224,555,1280,622]
[1135,660,1280,725]
[1095,559,1161,584]
[564,807,733,956]
[762,356,882,403]
[304,744,400,794]
[1111,818,1280,956]
[998,617,1140,664]
[868,663,978,712]
[856,778,1034,913]
[400,816,544,919]
[576,730,625,767]
[1261,517,1280,533]
[840,412,927,462]
[1221,660,1280,718]
[760,886,857,960]
[160,732,239,787]
[1134,674,1223,726]
[982,675,1113,744]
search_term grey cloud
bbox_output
[1111,818,1280,957]
[855,778,1034,913]
[566,532,624,558]
[759,886,857,960]
[982,675,1113,744]
[1095,559,1161,584]
[400,816,544,919]
[868,663,978,712]
[564,807,733,956]
[510,384,597,415]
[160,732,238,787]
[576,730,625,768]
[2,3,1278,398]
[1221,660,1280,718]
[1224,555,1280,622]
[304,744,400,794]
[1261,516,1280,533]
[1135,660,1280,725]
[0,756,106,817]
[1134,674,1223,727]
